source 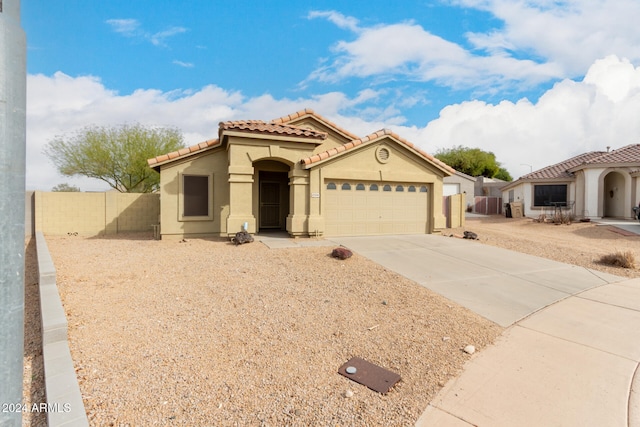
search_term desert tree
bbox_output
[51,183,80,192]
[45,123,184,192]
[435,145,512,181]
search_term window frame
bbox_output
[178,173,214,221]
[533,184,568,207]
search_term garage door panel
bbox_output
[325,180,429,236]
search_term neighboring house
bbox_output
[475,176,507,197]
[501,144,640,219]
[148,109,455,240]
[444,171,475,210]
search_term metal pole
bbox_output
[0,0,27,425]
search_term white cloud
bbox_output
[27,56,640,191]
[454,0,640,75]
[307,2,640,93]
[306,13,563,91]
[307,10,360,33]
[149,26,188,47]
[173,60,194,68]
[105,18,140,36]
[401,55,640,179]
[106,18,187,47]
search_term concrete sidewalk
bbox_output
[417,279,640,427]
[329,234,640,427]
[255,232,335,249]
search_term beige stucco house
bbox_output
[501,144,640,219]
[148,109,454,240]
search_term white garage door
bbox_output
[324,181,429,236]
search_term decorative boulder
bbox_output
[463,231,478,240]
[232,231,254,246]
[332,247,353,260]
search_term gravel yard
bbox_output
[23,214,640,426]
[43,234,501,426]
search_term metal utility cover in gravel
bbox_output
[338,357,401,394]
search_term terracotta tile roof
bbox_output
[220,119,328,140]
[148,117,328,168]
[148,109,453,174]
[518,151,602,180]
[147,138,220,168]
[579,144,640,165]
[271,108,362,141]
[300,128,456,174]
[516,144,640,181]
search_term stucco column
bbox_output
[286,166,310,236]
[306,168,324,236]
[432,181,447,231]
[583,168,605,218]
[227,164,256,234]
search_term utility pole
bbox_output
[0,0,27,425]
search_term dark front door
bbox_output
[260,181,281,228]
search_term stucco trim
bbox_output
[271,108,362,142]
[221,130,325,145]
[301,131,454,176]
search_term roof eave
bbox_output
[302,133,455,176]
[568,162,640,172]
[147,138,222,170]
[272,109,362,141]
[221,129,326,145]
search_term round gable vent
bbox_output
[376,146,390,163]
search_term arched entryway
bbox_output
[603,171,626,218]
[253,160,291,232]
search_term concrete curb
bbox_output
[630,362,640,427]
[36,232,89,426]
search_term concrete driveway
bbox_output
[329,234,623,327]
[329,234,640,426]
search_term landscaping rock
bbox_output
[463,345,476,354]
[331,247,353,260]
[463,231,478,240]
[231,231,254,246]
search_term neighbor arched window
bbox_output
[396,185,404,192]
[370,184,379,191]
[408,185,416,192]
[327,182,337,190]
[420,186,428,193]
[383,185,392,192]
[341,183,351,190]
[356,183,365,191]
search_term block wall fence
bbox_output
[29,191,465,237]
[32,191,160,236]
[442,193,465,228]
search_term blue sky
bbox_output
[22,0,640,190]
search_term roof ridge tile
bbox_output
[271,108,361,140]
